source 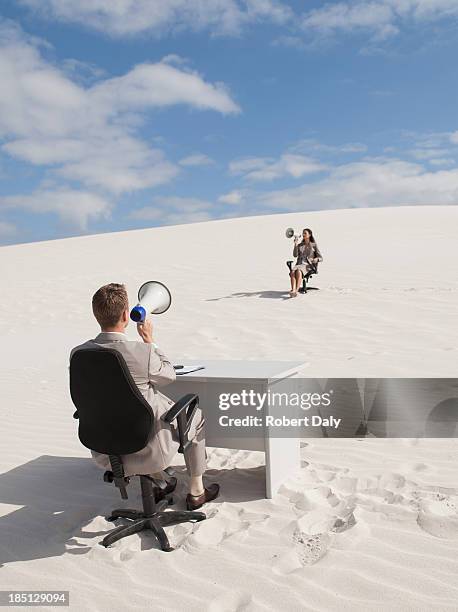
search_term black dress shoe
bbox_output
[154,477,177,503]
[186,483,220,510]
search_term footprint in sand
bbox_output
[331,512,357,533]
[272,530,332,575]
[292,530,331,566]
[208,590,254,611]
[417,494,458,539]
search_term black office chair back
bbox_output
[69,348,153,455]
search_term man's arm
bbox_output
[148,345,176,387]
[137,319,176,387]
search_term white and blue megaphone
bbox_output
[130,281,172,323]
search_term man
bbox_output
[71,283,219,510]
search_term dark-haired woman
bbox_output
[289,228,323,297]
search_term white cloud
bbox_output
[0,221,16,236]
[406,131,453,149]
[61,58,106,83]
[160,54,189,67]
[272,35,308,50]
[218,190,244,204]
[258,158,458,211]
[19,0,292,37]
[301,0,458,42]
[404,132,458,167]
[302,2,395,38]
[428,158,455,167]
[0,19,240,224]
[17,0,458,49]
[292,139,368,155]
[229,154,326,181]
[409,148,451,160]
[0,24,239,142]
[90,61,240,114]
[0,188,111,229]
[179,153,215,167]
[131,195,214,225]
[4,135,180,194]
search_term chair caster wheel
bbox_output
[105,516,116,522]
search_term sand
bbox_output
[0,205,457,611]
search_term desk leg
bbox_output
[264,436,300,499]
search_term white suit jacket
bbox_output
[70,332,180,476]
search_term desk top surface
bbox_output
[172,360,306,382]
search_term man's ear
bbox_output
[123,308,129,324]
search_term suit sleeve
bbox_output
[314,243,323,262]
[148,344,176,388]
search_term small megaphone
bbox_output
[285,227,299,239]
[130,281,172,323]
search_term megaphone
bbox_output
[130,281,172,323]
[285,227,299,239]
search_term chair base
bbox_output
[102,508,206,550]
[299,286,319,294]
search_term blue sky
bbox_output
[1,0,458,244]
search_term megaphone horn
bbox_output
[130,281,172,323]
[285,227,296,239]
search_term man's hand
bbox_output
[137,319,153,344]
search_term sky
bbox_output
[1,0,458,245]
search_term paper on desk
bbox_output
[176,366,205,375]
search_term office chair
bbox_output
[286,257,319,294]
[69,347,206,551]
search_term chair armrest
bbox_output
[162,394,199,454]
[286,260,293,271]
[162,393,198,424]
[306,257,318,274]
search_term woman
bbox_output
[289,228,323,297]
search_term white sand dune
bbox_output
[1,206,457,611]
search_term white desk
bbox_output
[165,360,305,498]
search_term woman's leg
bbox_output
[294,270,302,293]
[290,271,297,295]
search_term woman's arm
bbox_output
[293,241,298,257]
[314,244,323,262]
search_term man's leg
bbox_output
[183,407,207,496]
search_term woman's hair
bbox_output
[302,228,316,243]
